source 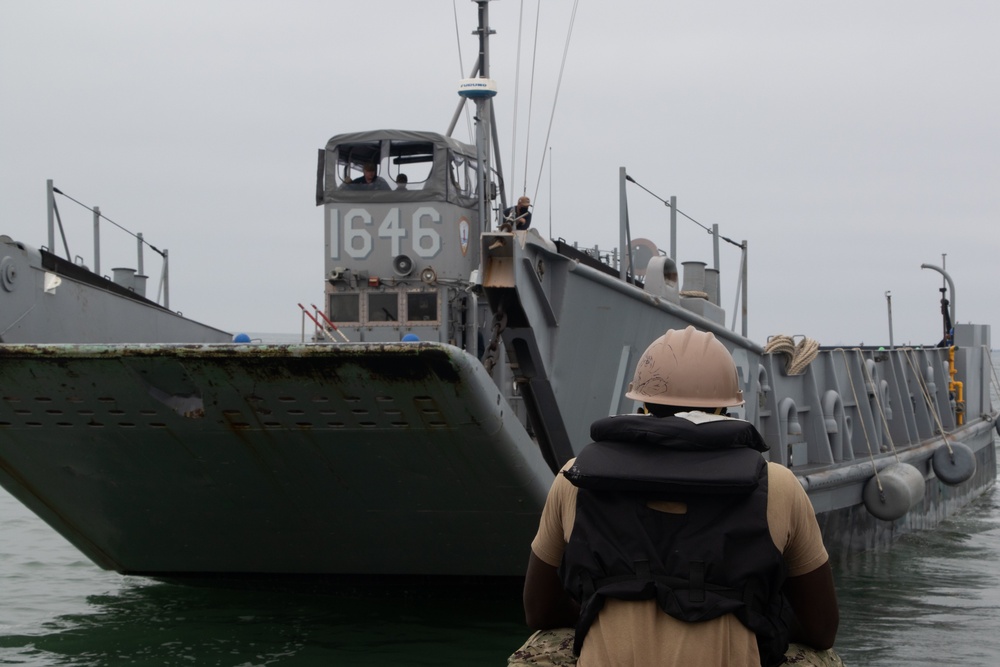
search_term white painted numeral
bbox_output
[328,208,339,259]
[412,207,441,258]
[344,208,373,259]
[329,207,442,260]
[377,208,406,258]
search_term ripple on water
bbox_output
[834,481,1000,666]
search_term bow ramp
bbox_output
[0,342,552,576]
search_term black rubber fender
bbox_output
[932,441,977,485]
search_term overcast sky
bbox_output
[1,1,997,346]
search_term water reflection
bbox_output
[834,485,1000,666]
[0,577,529,666]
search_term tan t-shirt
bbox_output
[530,459,828,667]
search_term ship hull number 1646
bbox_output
[328,207,442,260]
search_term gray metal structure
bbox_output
[0,1,995,578]
[2,180,229,344]
[0,234,229,344]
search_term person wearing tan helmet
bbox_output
[503,195,533,230]
[519,326,839,667]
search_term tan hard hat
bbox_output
[625,326,744,408]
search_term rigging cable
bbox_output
[52,187,164,257]
[624,174,743,250]
[49,195,71,260]
[838,348,885,493]
[509,0,526,196]
[521,0,543,197]
[902,348,955,451]
[530,0,580,204]
[860,352,901,462]
[452,0,474,141]
[548,146,553,238]
[987,345,1000,398]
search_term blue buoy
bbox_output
[402,334,420,342]
[233,333,252,343]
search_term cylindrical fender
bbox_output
[863,462,925,521]
[931,442,977,485]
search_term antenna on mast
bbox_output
[457,0,499,231]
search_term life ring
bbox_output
[862,462,925,521]
[931,442,977,485]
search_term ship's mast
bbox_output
[473,0,494,230]
[454,0,500,230]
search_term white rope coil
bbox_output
[764,335,820,376]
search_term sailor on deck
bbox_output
[503,196,532,230]
[521,326,839,666]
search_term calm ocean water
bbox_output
[1,358,997,666]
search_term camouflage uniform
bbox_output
[507,629,577,667]
[507,629,845,667]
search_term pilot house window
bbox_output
[388,140,434,190]
[407,292,438,322]
[329,293,360,323]
[337,142,383,188]
[450,153,473,197]
[367,293,399,322]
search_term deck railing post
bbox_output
[163,248,170,309]
[618,167,627,280]
[46,179,56,252]
[92,205,101,275]
[669,195,677,261]
[741,241,749,338]
[712,223,720,271]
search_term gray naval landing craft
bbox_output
[1,181,229,345]
[0,3,996,579]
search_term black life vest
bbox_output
[559,413,790,666]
